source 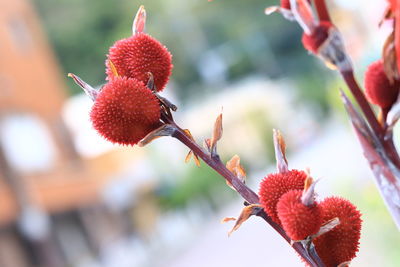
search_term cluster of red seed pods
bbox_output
[78,6,173,146]
[69,3,368,266]
[259,169,362,267]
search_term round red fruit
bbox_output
[90,77,161,145]
[277,190,321,240]
[313,197,362,267]
[106,33,173,91]
[364,59,399,109]
[259,169,308,224]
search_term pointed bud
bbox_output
[226,204,263,236]
[210,112,223,156]
[68,73,99,101]
[301,174,318,206]
[258,169,308,224]
[133,5,146,35]
[273,129,288,173]
[138,124,176,147]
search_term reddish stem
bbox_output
[313,0,331,22]
[340,70,385,138]
[340,70,400,168]
[165,117,325,267]
[172,127,259,203]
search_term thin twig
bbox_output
[171,123,259,204]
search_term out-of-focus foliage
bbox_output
[157,163,234,209]
[33,0,331,114]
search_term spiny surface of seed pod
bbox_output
[302,21,333,54]
[259,169,308,224]
[313,197,362,267]
[277,190,321,240]
[106,33,172,91]
[90,77,161,145]
[364,59,399,109]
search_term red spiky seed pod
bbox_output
[106,33,173,92]
[302,21,333,54]
[258,169,307,224]
[313,197,362,267]
[277,190,321,240]
[280,0,291,10]
[364,59,399,109]
[90,77,161,145]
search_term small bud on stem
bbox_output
[133,5,146,35]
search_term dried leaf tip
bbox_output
[382,32,399,83]
[146,72,155,91]
[301,170,318,206]
[108,60,119,77]
[226,155,246,182]
[210,111,223,156]
[183,129,201,166]
[273,129,288,173]
[68,73,98,101]
[138,124,177,147]
[226,155,246,190]
[227,204,262,237]
[133,5,146,35]
[312,217,340,239]
[221,217,236,223]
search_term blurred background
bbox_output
[0,0,399,266]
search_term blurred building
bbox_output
[0,1,146,266]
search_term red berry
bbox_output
[90,77,161,145]
[314,197,362,267]
[364,59,399,109]
[302,21,332,54]
[277,190,321,240]
[106,33,173,91]
[281,0,291,10]
[259,170,307,224]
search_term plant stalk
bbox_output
[313,0,331,22]
[164,116,325,267]
[340,70,400,169]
